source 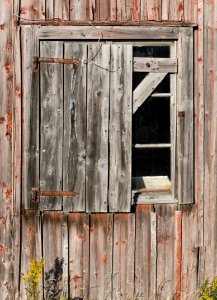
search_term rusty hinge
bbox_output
[31,188,79,203]
[33,56,79,69]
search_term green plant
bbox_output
[199,276,217,299]
[22,257,44,300]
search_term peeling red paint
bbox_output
[121,239,127,244]
[0,116,5,124]
[90,227,94,233]
[16,86,21,99]
[6,112,12,139]
[103,252,108,264]
[72,274,81,283]
[157,234,170,244]
[32,7,38,15]
[0,244,9,253]
[4,61,11,75]
[178,3,184,13]
[20,7,27,14]
[3,187,12,203]
[134,273,139,280]
[0,216,7,225]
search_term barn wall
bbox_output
[0,0,216,298]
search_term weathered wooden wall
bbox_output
[0,0,217,299]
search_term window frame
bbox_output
[21,25,194,210]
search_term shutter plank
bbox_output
[63,43,87,212]
[109,45,132,212]
[22,26,39,209]
[68,213,90,299]
[133,72,167,114]
[40,41,63,210]
[177,27,194,204]
[86,45,110,212]
[89,214,113,300]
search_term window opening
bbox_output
[132,45,174,200]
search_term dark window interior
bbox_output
[132,45,171,189]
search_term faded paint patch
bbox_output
[0,244,9,253]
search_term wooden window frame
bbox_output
[21,25,194,210]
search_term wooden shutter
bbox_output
[177,27,194,204]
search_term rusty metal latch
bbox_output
[31,188,79,203]
[33,56,79,69]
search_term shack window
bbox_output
[132,44,175,203]
[22,26,194,213]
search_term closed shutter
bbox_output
[24,42,133,212]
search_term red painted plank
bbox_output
[135,205,153,299]
[175,211,182,300]
[20,212,43,299]
[156,205,177,299]
[89,214,113,300]
[146,0,162,21]
[68,214,89,299]
[113,214,135,299]
[132,0,140,21]
[43,213,69,298]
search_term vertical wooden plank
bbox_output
[133,0,140,21]
[110,0,117,21]
[0,2,13,297]
[63,43,87,212]
[86,44,110,212]
[180,206,198,299]
[194,0,204,248]
[20,0,45,19]
[20,212,42,299]
[175,211,182,300]
[43,213,68,298]
[140,0,147,21]
[135,205,157,299]
[99,0,110,20]
[22,26,39,210]
[13,19,22,298]
[113,214,135,299]
[89,214,113,300]
[117,0,132,21]
[161,0,170,20]
[146,0,162,21]
[109,45,132,212]
[177,27,194,204]
[169,0,184,21]
[39,41,63,210]
[155,205,176,299]
[204,0,217,280]
[150,211,157,299]
[45,0,53,19]
[70,0,88,20]
[68,213,89,299]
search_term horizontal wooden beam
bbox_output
[31,26,179,40]
[134,58,177,73]
[20,20,197,27]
